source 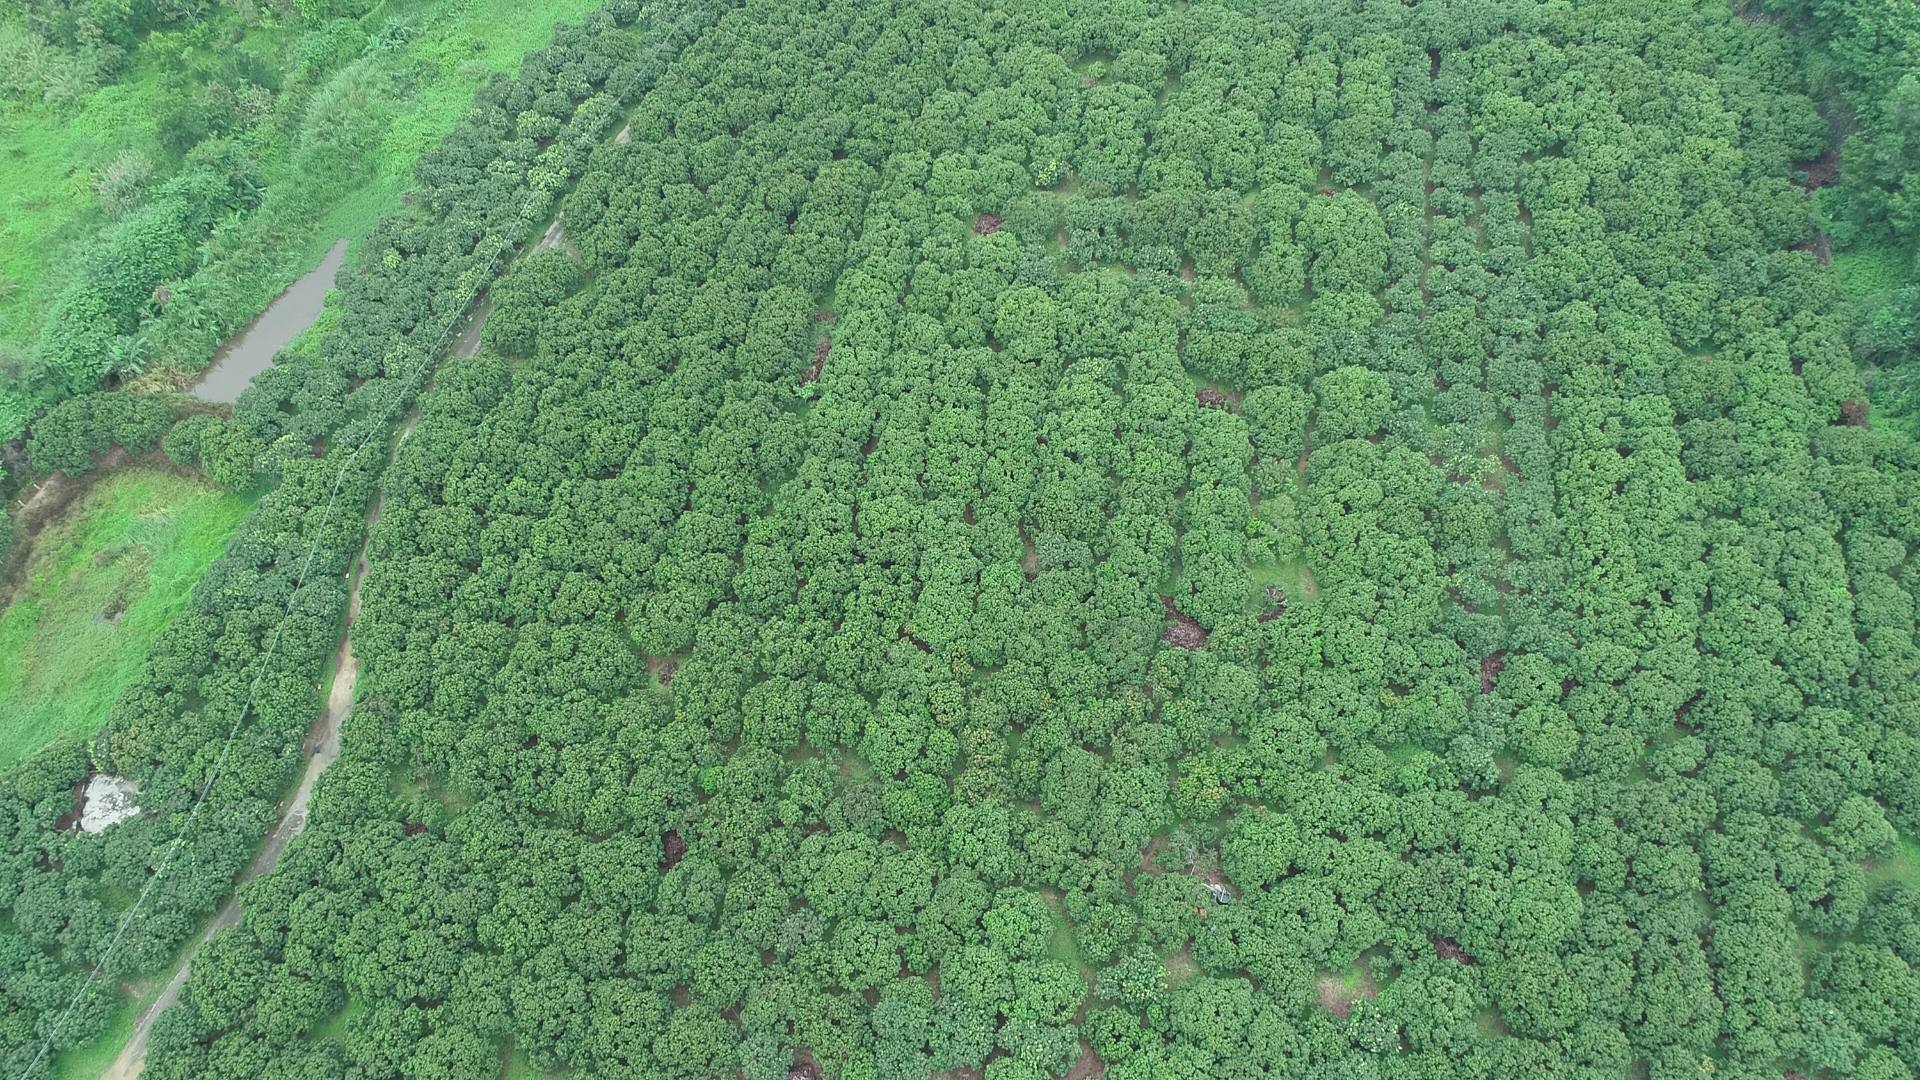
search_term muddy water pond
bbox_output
[191,239,348,403]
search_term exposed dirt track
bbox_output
[95,160,574,1080]
[100,490,379,1080]
[99,245,506,1077]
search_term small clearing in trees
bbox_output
[661,829,687,871]
[1793,148,1839,191]
[1480,651,1505,693]
[1161,597,1208,650]
[1258,584,1286,622]
[804,336,830,383]
[788,1050,822,1080]
[51,780,86,831]
[1064,1042,1105,1080]
[1797,232,1833,265]
[1316,970,1379,1019]
[1194,387,1236,411]
[973,213,1002,234]
[76,774,142,833]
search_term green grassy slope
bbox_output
[0,468,253,767]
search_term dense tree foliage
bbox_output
[1748,0,1920,410]
[1754,0,1920,245]
[8,0,1920,1077]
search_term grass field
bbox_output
[0,468,253,769]
[1870,835,1920,889]
[0,75,158,342]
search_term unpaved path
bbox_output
[443,213,564,361]
[95,190,563,1080]
[101,283,500,1078]
[449,293,494,361]
[101,491,379,1080]
[533,212,568,255]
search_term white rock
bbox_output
[79,775,141,833]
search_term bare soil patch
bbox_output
[1064,1042,1105,1080]
[789,1050,822,1080]
[804,336,830,383]
[1433,935,1478,964]
[1160,596,1207,650]
[1194,387,1237,412]
[1793,148,1838,191]
[1479,651,1505,693]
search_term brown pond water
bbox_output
[190,239,349,403]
